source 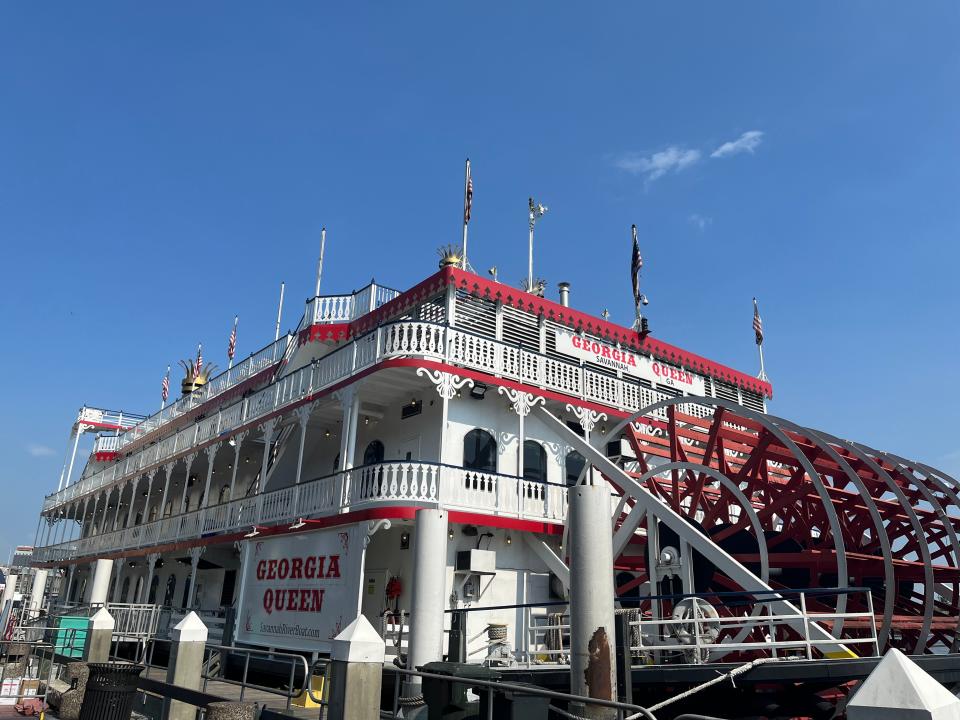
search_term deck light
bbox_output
[505,535,512,545]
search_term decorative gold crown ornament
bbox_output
[179,358,218,396]
[437,244,463,269]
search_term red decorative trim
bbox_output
[34,506,562,567]
[352,267,772,398]
[93,451,120,463]
[297,323,352,347]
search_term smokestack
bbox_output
[558,282,570,307]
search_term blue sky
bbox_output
[1,3,958,561]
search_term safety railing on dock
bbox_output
[523,588,879,667]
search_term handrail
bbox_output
[35,460,568,561]
[43,317,713,513]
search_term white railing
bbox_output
[77,407,146,431]
[44,320,714,513]
[93,435,120,453]
[34,463,566,562]
[115,333,293,451]
[523,591,879,667]
[307,281,400,324]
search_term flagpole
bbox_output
[275,281,285,342]
[461,159,470,270]
[753,297,768,382]
[161,365,170,411]
[528,198,535,291]
[228,315,239,370]
[315,228,326,297]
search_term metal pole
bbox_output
[63,426,82,490]
[406,508,448,693]
[568,484,618,719]
[528,199,535,291]
[315,228,326,297]
[275,281,285,342]
[461,159,470,270]
[757,342,767,381]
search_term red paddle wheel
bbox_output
[603,397,960,656]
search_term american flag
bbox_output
[463,161,473,225]
[161,367,170,403]
[753,298,764,346]
[228,316,238,361]
[195,344,203,376]
[630,224,643,311]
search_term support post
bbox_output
[144,554,160,604]
[327,616,385,720]
[85,607,114,663]
[29,569,49,612]
[185,547,204,610]
[88,558,114,606]
[1,575,18,608]
[407,508,448,692]
[164,612,208,720]
[568,484,617,719]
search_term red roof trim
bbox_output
[354,266,772,398]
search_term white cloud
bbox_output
[615,146,701,182]
[711,130,764,159]
[27,444,56,457]
[688,214,712,231]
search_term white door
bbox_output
[361,568,390,629]
[396,436,421,462]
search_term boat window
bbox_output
[182,574,191,609]
[219,486,230,504]
[463,429,497,473]
[363,440,385,465]
[565,451,586,486]
[120,577,130,603]
[148,575,160,604]
[523,441,548,483]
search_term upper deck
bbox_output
[37,266,770,527]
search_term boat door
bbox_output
[361,568,390,629]
[397,436,421,462]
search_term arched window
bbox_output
[163,575,177,607]
[463,430,497,473]
[333,453,340,472]
[523,440,548,483]
[148,506,157,522]
[565,451,586,486]
[120,577,131,603]
[219,486,230,504]
[181,575,192,609]
[363,440,385,465]
[149,575,160,604]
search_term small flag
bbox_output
[464,161,473,225]
[630,224,643,312]
[227,316,238,361]
[195,344,203,376]
[752,298,764,346]
[161,367,170,403]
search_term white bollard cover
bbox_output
[847,648,960,720]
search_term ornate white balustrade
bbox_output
[44,320,716,513]
[34,462,568,562]
[307,282,400,324]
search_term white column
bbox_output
[158,467,172,517]
[202,445,218,509]
[407,508,448,689]
[88,558,114,606]
[1,575,19,608]
[228,434,245,501]
[567,484,617,718]
[185,547,204,609]
[179,456,196,514]
[293,405,312,510]
[125,477,139,528]
[29,569,49,612]
[144,553,160,603]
